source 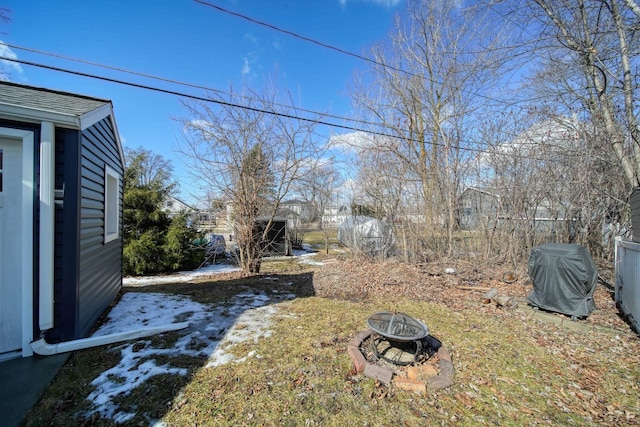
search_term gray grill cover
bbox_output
[527,243,598,318]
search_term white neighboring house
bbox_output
[322,205,351,228]
[163,196,196,219]
[278,199,317,226]
[162,196,214,230]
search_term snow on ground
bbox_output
[123,249,324,287]
[86,285,295,422]
[85,249,322,422]
[122,262,241,287]
[297,252,327,266]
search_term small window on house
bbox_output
[104,165,120,243]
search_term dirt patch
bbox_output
[312,258,631,333]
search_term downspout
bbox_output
[39,121,55,330]
[33,121,188,356]
[31,322,189,355]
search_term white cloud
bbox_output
[240,50,259,77]
[0,41,24,81]
[339,0,403,7]
[241,56,251,75]
[328,131,377,151]
[243,32,258,45]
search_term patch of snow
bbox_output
[123,262,241,287]
[297,251,326,266]
[84,289,294,423]
[82,247,327,422]
[298,258,326,266]
[206,304,279,368]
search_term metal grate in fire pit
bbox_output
[367,311,429,341]
[367,311,432,366]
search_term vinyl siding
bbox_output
[1,83,124,346]
[51,127,81,343]
[49,119,123,342]
[77,117,122,338]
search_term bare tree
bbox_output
[124,146,176,193]
[527,0,640,188]
[350,0,509,259]
[292,162,343,254]
[623,0,640,17]
[178,82,323,273]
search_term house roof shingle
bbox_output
[0,81,124,167]
[0,81,110,117]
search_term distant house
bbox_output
[278,199,317,227]
[162,196,197,217]
[459,186,574,236]
[162,195,198,227]
[322,205,350,227]
[162,196,215,231]
[459,187,501,231]
[0,82,124,361]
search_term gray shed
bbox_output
[0,82,124,361]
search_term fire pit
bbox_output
[367,311,435,366]
[347,312,455,391]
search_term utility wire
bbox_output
[193,0,544,107]
[193,0,388,70]
[3,42,575,139]
[3,56,570,161]
[3,57,363,128]
[3,42,383,130]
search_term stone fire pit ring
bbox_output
[347,312,454,393]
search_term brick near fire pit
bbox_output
[394,377,427,394]
[347,329,455,394]
[364,363,394,385]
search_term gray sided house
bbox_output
[459,187,501,231]
[0,82,124,361]
[459,186,574,237]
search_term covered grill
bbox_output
[527,243,598,318]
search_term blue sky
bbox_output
[1,0,404,205]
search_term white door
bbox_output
[0,136,24,358]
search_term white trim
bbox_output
[1,99,125,170]
[78,103,112,130]
[80,103,125,169]
[0,127,34,358]
[0,102,115,133]
[0,104,80,129]
[39,121,55,330]
[104,165,120,244]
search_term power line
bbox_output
[3,42,383,130]
[192,0,545,108]
[2,56,580,162]
[5,41,548,124]
[3,57,361,128]
[193,0,389,70]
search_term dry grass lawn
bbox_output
[23,255,640,426]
